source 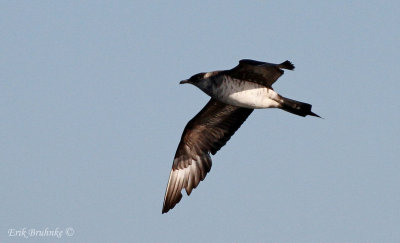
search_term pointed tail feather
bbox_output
[280,97,320,118]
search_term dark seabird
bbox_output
[162,59,320,213]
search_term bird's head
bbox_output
[180,72,217,95]
[179,72,206,85]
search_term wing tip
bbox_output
[280,60,295,70]
[162,191,182,214]
[162,204,171,214]
[162,202,173,214]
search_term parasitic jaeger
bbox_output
[162,59,320,213]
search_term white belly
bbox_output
[215,78,282,109]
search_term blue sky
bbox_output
[1,1,399,242]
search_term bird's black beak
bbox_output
[180,79,190,84]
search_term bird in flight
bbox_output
[162,59,320,213]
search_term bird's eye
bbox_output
[190,73,203,81]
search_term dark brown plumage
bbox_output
[225,59,295,87]
[162,99,253,213]
[162,59,319,214]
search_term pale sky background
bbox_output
[1,1,399,242]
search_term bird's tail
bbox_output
[280,97,320,118]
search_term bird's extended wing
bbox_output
[226,59,295,87]
[162,98,253,213]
